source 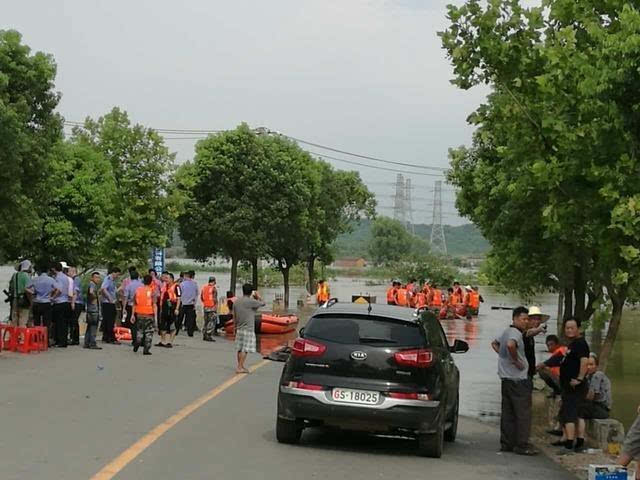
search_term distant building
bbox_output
[332,258,367,269]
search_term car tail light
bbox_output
[287,381,325,391]
[292,338,327,357]
[394,349,435,368]
[388,392,431,401]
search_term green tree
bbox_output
[0,30,62,261]
[368,217,414,266]
[393,255,458,288]
[72,108,177,267]
[304,161,376,293]
[177,124,267,293]
[259,134,316,307]
[25,141,116,268]
[441,0,640,368]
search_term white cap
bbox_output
[19,259,32,271]
[60,261,69,269]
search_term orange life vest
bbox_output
[386,287,397,304]
[167,283,179,303]
[201,284,217,308]
[396,288,409,307]
[468,291,480,309]
[317,284,329,303]
[449,293,461,306]
[430,289,442,307]
[416,292,428,308]
[134,285,155,315]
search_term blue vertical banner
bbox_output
[151,247,165,273]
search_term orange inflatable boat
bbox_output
[224,313,299,335]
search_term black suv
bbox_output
[276,303,468,457]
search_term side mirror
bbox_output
[450,339,469,354]
[299,327,305,338]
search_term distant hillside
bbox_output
[332,219,489,258]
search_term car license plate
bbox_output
[331,388,380,405]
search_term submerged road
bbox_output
[0,335,575,480]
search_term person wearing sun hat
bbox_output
[523,306,550,379]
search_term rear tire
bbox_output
[444,398,459,442]
[418,422,443,458]
[276,417,302,444]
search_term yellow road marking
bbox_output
[91,359,271,480]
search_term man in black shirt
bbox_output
[547,317,590,450]
[523,306,549,379]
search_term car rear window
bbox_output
[304,315,427,347]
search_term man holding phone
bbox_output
[232,284,265,374]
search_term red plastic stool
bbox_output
[15,327,46,354]
[30,326,48,351]
[114,326,132,341]
[0,325,17,352]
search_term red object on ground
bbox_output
[0,325,17,352]
[260,314,298,334]
[114,326,132,341]
[15,327,48,354]
[224,313,299,335]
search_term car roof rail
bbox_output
[321,298,339,309]
[413,306,429,318]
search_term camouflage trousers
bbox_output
[135,315,155,353]
[203,309,217,340]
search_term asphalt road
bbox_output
[0,334,577,480]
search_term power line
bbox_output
[63,120,449,173]
[309,151,445,178]
[284,135,448,172]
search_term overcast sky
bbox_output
[5,0,488,226]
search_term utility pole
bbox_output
[405,178,415,234]
[430,180,447,255]
[393,174,406,226]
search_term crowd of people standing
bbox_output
[492,306,622,457]
[386,279,483,317]
[5,260,232,355]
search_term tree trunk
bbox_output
[230,256,238,295]
[307,255,316,296]
[563,287,573,321]
[282,266,290,309]
[556,291,564,334]
[599,296,624,372]
[251,257,259,290]
[573,266,586,322]
[584,287,601,324]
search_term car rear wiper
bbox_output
[359,337,397,344]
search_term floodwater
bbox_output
[1,266,637,428]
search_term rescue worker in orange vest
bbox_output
[466,286,482,317]
[396,284,409,307]
[316,279,330,305]
[428,284,443,308]
[157,272,181,348]
[443,287,457,319]
[453,281,464,301]
[415,289,428,309]
[201,276,218,342]
[132,274,157,355]
[405,278,416,307]
[422,281,431,298]
[386,281,400,305]
[218,291,237,332]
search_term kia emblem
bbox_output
[351,351,367,360]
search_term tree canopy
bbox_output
[177,124,375,305]
[0,30,62,262]
[441,0,640,367]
